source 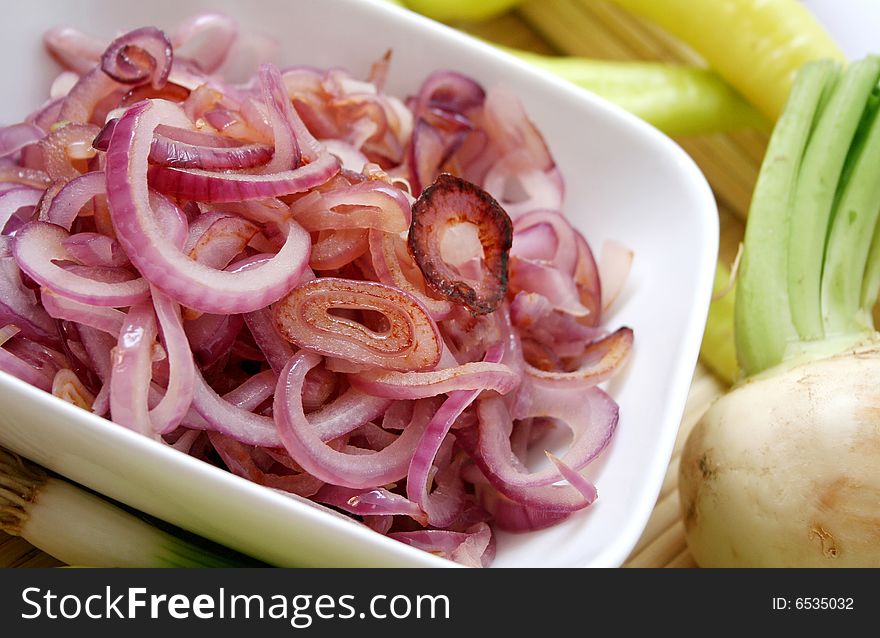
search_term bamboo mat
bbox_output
[0,2,763,568]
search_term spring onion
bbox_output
[0,448,261,567]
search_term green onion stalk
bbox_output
[0,448,262,567]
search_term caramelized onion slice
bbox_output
[408,173,512,315]
[272,277,442,372]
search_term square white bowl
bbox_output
[0,0,717,567]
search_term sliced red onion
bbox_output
[171,13,237,74]
[598,239,634,312]
[0,167,51,189]
[186,215,258,270]
[190,363,389,447]
[274,351,431,489]
[208,432,323,497]
[40,289,125,336]
[301,363,337,411]
[350,359,519,400]
[416,70,485,118]
[472,479,571,533]
[243,307,294,373]
[272,277,442,372]
[574,232,602,326]
[475,382,617,489]
[482,85,553,173]
[52,367,96,409]
[408,117,465,196]
[0,250,58,344]
[1,187,41,233]
[525,327,633,386]
[510,222,557,263]
[220,369,276,410]
[105,100,313,313]
[101,27,173,89]
[57,67,119,124]
[405,342,504,526]
[509,291,604,360]
[0,344,54,391]
[13,222,150,307]
[184,312,243,367]
[508,258,589,317]
[389,523,493,567]
[62,233,129,268]
[322,139,368,172]
[314,485,427,525]
[149,287,195,434]
[109,302,159,438]
[369,229,452,320]
[259,64,301,172]
[43,172,105,231]
[43,26,105,75]
[0,123,44,158]
[38,122,101,180]
[305,387,392,441]
[290,180,412,234]
[512,209,578,275]
[150,133,273,169]
[409,173,513,315]
[310,228,369,270]
[147,149,340,202]
[482,162,564,220]
[455,394,608,512]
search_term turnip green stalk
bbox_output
[682,58,880,567]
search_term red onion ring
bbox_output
[149,134,273,169]
[409,173,513,315]
[149,287,195,434]
[525,326,633,386]
[105,99,313,313]
[101,27,173,89]
[290,180,412,234]
[350,359,519,400]
[389,523,493,567]
[13,222,150,307]
[43,171,105,231]
[40,289,125,336]
[272,277,442,372]
[171,13,237,74]
[368,229,452,320]
[108,302,159,438]
[274,351,431,489]
[0,123,45,159]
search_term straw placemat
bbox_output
[0,1,761,568]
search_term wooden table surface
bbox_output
[0,0,759,568]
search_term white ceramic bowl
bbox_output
[0,0,717,567]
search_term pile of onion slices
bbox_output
[0,15,633,567]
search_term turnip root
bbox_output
[680,345,880,567]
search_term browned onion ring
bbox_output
[272,277,442,372]
[408,173,512,315]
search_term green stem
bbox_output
[821,82,880,336]
[786,57,880,341]
[860,211,880,317]
[735,60,837,377]
[0,449,262,567]
[504,49,765,136]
